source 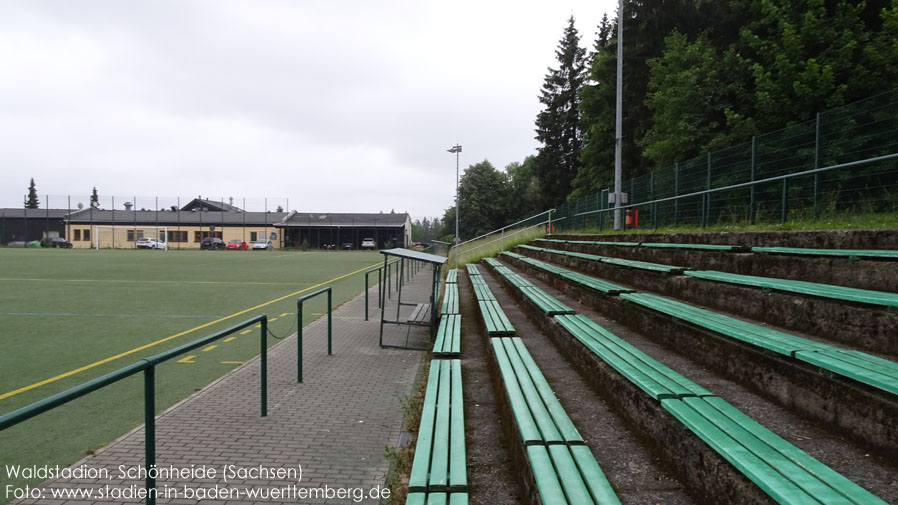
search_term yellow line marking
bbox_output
[239,330,252,335]
[177,355,196,363]
[269,317,278,322]
[0,261,382,401]
[223,337,237,343]
[254,324,261,328]
[311,312,325,316]
[280,313,290,317]
[0,278,315,287]
[202,345,217,352]
[221,361,244,365]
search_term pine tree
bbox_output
[90,187,99,208]
[24,178,39,209]
[534,16,586,208]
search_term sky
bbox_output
[0,1,618,220]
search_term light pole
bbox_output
[447,144,462,269]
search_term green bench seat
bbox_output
[640,242,744,252]
[406,492,468,505]
[408,360,466,496]
[446,269,459,284]
[434,314,461,357]
[571,240,640,247]
[441,284,459,315]
[408,303,432,326]
[553,315,888,505]
[465,263,482,277]
[491,337,621,505]
[472,281,495,301]
[752,246,898,259]
[478,300,515,336]
[597,256,688,274]
[685,270,898,309]
[663,396,887,505]
[520,286,575,315]
[620,293,898,396]
[505,250,632,295]
[555,314,713,400]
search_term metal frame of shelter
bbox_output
[378,248,447,350]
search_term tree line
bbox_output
[418,0,898,243]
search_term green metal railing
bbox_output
[363,258,401,321]
[296,287,332,383]
[0,315,269,505]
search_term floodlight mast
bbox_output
[447,144,462,269]
[614,0,624,230]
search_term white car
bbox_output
[252,239,273,250]
[136,237,168,250]
[361,238,377,249]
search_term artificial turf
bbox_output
[0,247,387,499]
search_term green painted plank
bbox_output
[449,360,467,491]
[696,397,888,505]
[491,338,542,444]
[429,360,451,491]
[548,445,593,504]
[641,242,742,251]
[685,270,898,308]
[465,263,481,276]
[441,284,459,315]
[446,269,459,284]
[570,445,622,505]
[526,446,567,505]
[426,493,447,505]
[556,314,713,399]
[560,270,632,295]
[520,286,575,315]
[795,350,898,396]
[405,492,426,505]
[662,399,819,505]
[511,338,585,445]
[501,251,528,258]
[599,256,688,274]
[435,315,461,356]
[472,282,496,301]
[501,338,564,445]
[409,362,442,492]
[480,300,515,336]
[448,493,468,505]
[752,246,898,259]
[483,258,504,268]
[573,240,640,247]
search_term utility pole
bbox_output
[447,144,462,269]
[614,0,624,230]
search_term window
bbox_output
[250,232,257,242]
[126,230,144,242]
[73,229,81,241]
[167,231,188,243]
[83,229,91,241]
[194,231,222,242]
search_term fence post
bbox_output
[674,162,680,227]
[260,318,267,417]
[781,178,789,224]
[750,137,757,224]
[703,152,712,229]
[144,366,156,505]
[814,112,821,219]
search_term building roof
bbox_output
[277,212,409,228]
[0,208,70,219]
[180,198,244,212]
[65,209,288,226]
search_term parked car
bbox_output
[252,239,273,250]
[342,242,353,250]
[136,237,168,250]
[200,237,225,250]
[48,237,73,249]
[361,238,376,250]
[226,239,248,250]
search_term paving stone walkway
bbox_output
[16,270,434,504]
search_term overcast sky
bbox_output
[0,1,617,219]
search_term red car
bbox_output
[226,239,248,250]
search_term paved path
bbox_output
[16,270,434,504]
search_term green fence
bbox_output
[553,88,898,232]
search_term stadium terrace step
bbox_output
[685,270,898,309]
[552,315,888,505]
[408,359,467,499]
[501,251,632,296]
[640,242,746,252]
[520,286,575,316]
[490,337,620,505]
[619,293,898,396]
[753,246,898,259]
[441,283,459,315]
[519,245,688,274]
[433,314,462,357]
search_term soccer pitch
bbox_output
[0,247,384,498]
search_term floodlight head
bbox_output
[447,145,462,153]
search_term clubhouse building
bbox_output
[1,198,412,250]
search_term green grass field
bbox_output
[0,247,384,499]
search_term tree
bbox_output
[534,16,587,208]
[504,156,542,220]
[90,187,99,208]
[456,160,509,239]
[276,205,284,212]
[24,179,39,209]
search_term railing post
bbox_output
[781,178,789,224]
[705,152,712,228]
[297,301,304,383]
[377,268,382,308]
[144,366,156,505]
[814,112,821,219]
[365,270,370,321]
[674,162,680,227]
[327,288,332,355]
[260,317,267,417]
[750,136,757,224]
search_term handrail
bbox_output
[363,259,401,321]
[0,314,269,505]
[296,287,332,383]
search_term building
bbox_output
[277,211,412,250]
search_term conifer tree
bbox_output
[24,178,39,209]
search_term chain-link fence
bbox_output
[553,88,898,232]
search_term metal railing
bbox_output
[0,315,270,505]
[296,288,332,383]
[449,209,553,266]
[363,259,401,321]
